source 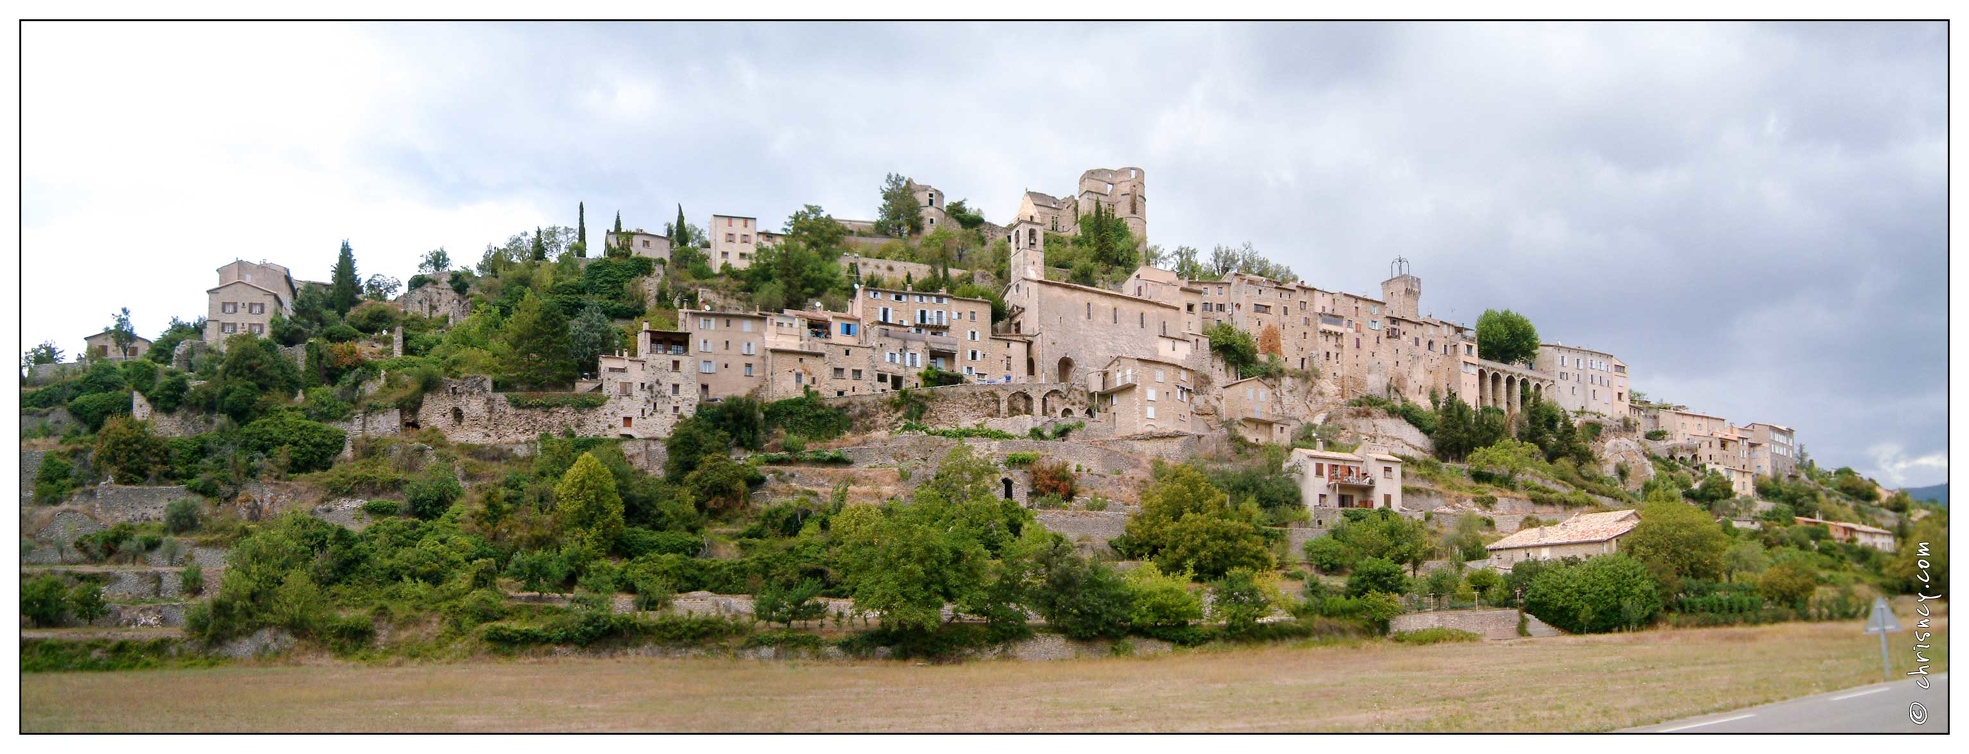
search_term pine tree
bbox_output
[501,290,574,389]
[531,227,547,262]
[330,240,360,316]
[576,202,588,258]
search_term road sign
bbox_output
[1864,596,1902,635]
[1863,596,1901,683]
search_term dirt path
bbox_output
[21,616,1949,732]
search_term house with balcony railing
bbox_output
[1086,355,1195,435]
[1289,444,1405,510]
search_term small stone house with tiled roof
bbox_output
[1795,517,1896,551]
[1485,509,1640,572]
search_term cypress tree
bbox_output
[531,227,547,262]
[329,240,360,316]
[614,211,622,234]
[576,202,588,258]
[673,204,691,248]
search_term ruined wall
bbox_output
[21,449,47,505]
[416,376,679,444]
[21,407,78,435]
[79,484,192,523]
[1031,509,1130,553]
[829,382,1095,433]
[133,392,223,438]
[398,275,471,322]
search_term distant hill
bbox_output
[1903,483,1948,507]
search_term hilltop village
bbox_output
[20,166,1942,663]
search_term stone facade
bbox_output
[1536,342,1630,419]
[608,229,672,264]
[681,309,769,401]
[205,260,297,346]
[417,376,689,444]
[1011,167,1147,244]
[398,273,471,323]
[1290,445,1405,511]
[708,215,763,271]
[82,330,152,362]
[1085,355,1198,436]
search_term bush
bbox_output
[1004,451,1041,466]
[165,498,202,534]
[239,413,348,473]
[1029,459,1077,501]
[504,393,608,410]
[1758,559,1818,610]
[181,562,206,596]
[1390,627,1481,645]
[763,391,850,441]
[67,390,133,432]
[1644,429,1668,441]
[404,468,464,519]
[1346,558,1409,597]
[33,454,79,505]
[1523,554,1662,634]
[322,324,363,343]
[23,575,72,627]
[360,500,402,517]
[615,527,703,559]
[1211,568,1273,640]
[1125,562,1203,632]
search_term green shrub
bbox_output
[322,324,363,343]
[22,575,72,627]
[480,613,748,648]
[899,422,1019,440]
[404,468,464,519]
[239,413,347,473]
[763,391,850,441]
[360,500,402,517]
[1004,451,1041,466]
[1346,558,1408,597]
[504,393,608,410]
[1523,554,1662,634]
[1644,430,1669,441]
[614,527,703,559]
[33,454,79,505]
[1390,627,1481,645]
[181,562,205,596]
[165,498,202,533]
[67,390,133,432]
[1210,568,1273,640]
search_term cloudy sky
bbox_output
[19,21,1947,487]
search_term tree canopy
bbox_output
[1475,309,1539,366]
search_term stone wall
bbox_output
[416,376,684,445]
[1032,509,1130,552]
[1330,407,1434,457]
[81,484,191,523]
[25,362,85,386]
[398,275,471,322]
[135,401,223,438]
[829,382,1095,433]
[21,449,48,504]
[1389,608,1561,640]
[21,408,78,436]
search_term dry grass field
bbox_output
[21,615,1947,732]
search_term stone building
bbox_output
[204,260,297,347]
[682,309,770,401]
[591,325,700,437]
[708,215,764,271]
[1485,509,1640,571]
[849,285,997,382]
[1221,377,1293,444]
[81,330,152,362]
[1002,227,1199,386]
[1745,422,1798,478]
[606,229,672,264]
[842,253,969,289]
[1795,517,1895,551]
[1086,355,1197,436]
[1012,167,1147,245]
[1536,342,1630,419]
[1289,445,1406,510]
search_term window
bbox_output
[907,353,920,368]
[671,383,679,395]
[1146,388,1157,401]
[1383,466,1393,479]
[744,363,754,377]
[852,369,863,380]
[795,372,803,384]
[699,339,711,352]
[742,342,755,356]
[1155,369,1165,382]
[840,322,857,336]
[619,382,632,396]
[725,233,735,243]
[968,349,981,360]
[699,361,715,373]
[671,360,680,371]
[1146,405,1156,419]
[741,235,751,243]
[1315,463,1325,478]
[222,322,237,334]
[833,368,846,378]
[221,302,238,314]
[248,303,265,315]
[886,352,898,364]
[699,317,713,330]
[248,323,264,335]
[968,311,977,321]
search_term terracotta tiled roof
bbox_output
[1487,509,1640,551]
[1796,517,1893,536]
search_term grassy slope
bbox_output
[22,609,1947,732]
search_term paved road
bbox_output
[1628,673,1947,733]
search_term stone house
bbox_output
[592,326,700,437]
[1086,355,1196,436]
[1002,229,1199,386]
[850,285,996,382]
[1221,376,1293,444]
[1011,167,1147,245]
[1795,517,1895,551]
[607,229,671,264]
[1484,509,1641,571]
[1289,445,1405,510]
[1746,422,1798,478]
[1536,342,1630,420]
[204,260,296,346]
[708,215,762,271]
[682,309,769,401]
[81,330,152,362]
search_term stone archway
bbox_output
[1057,357,1075,383]
[1002,478,1015,500]
[450,407,464,426]
[1042,389,1067,417]
[1007,392,1033,416]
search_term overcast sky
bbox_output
[19,21,1947,487]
